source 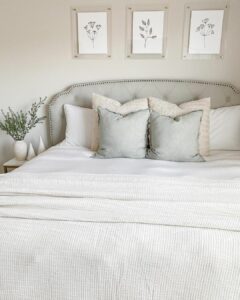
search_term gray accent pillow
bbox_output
[148,111,204,162]
[96,108,150,158]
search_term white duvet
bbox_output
[1,144,240,299]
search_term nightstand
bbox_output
[3,159,25,173]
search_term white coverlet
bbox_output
[1,171,240,300]
[14,142,240,179]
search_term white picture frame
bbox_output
[183,3,228,59]
[126,5,168,59]
[71,7,111,59]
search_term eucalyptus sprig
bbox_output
[0,97,47,141]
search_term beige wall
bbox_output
[0,0,240,171]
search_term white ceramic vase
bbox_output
[14,140,28,161]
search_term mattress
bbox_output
[15,141,240,180]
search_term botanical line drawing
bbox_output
[139,19,157,48]
[196,18,215,48]
[84,21,102,48]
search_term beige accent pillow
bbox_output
[149,97,211,156]
[92,93,149,151]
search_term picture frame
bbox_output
[71,7,112,59]
[126,5,168,59]
[183,3,229,60]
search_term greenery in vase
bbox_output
[0,97,47,141]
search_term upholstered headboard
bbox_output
[48,79,240,146]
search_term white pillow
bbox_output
[149,97,211,156]
[64,104,97,150]
[210,105,240,150]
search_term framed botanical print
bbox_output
[183,3,229,59]
[72,7,111,58]
[126,5,168,59]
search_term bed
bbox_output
[1,79,240,300]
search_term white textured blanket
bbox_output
[1,172,240,300]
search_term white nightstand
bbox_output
[3,159,25,173]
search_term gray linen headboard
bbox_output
[48,79,240,146]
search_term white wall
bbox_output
[0,0,240,171]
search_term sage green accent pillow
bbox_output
[96,108,150,158]
[148,111,204,162]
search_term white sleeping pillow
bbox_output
[210,105,240,150]
[64,104,97,150]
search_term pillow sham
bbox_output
[92,93,148,151]
[149,97,210,156]
[210,105,240,150]
[64,104,97,150]
[96,108,150,159]
[148,111,204,162]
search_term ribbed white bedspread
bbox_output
[1,172,240,299]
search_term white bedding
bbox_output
[15,141,240,179]
[1,143,240,299]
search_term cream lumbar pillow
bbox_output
[148,97,211,156]
[92,93,149,151]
